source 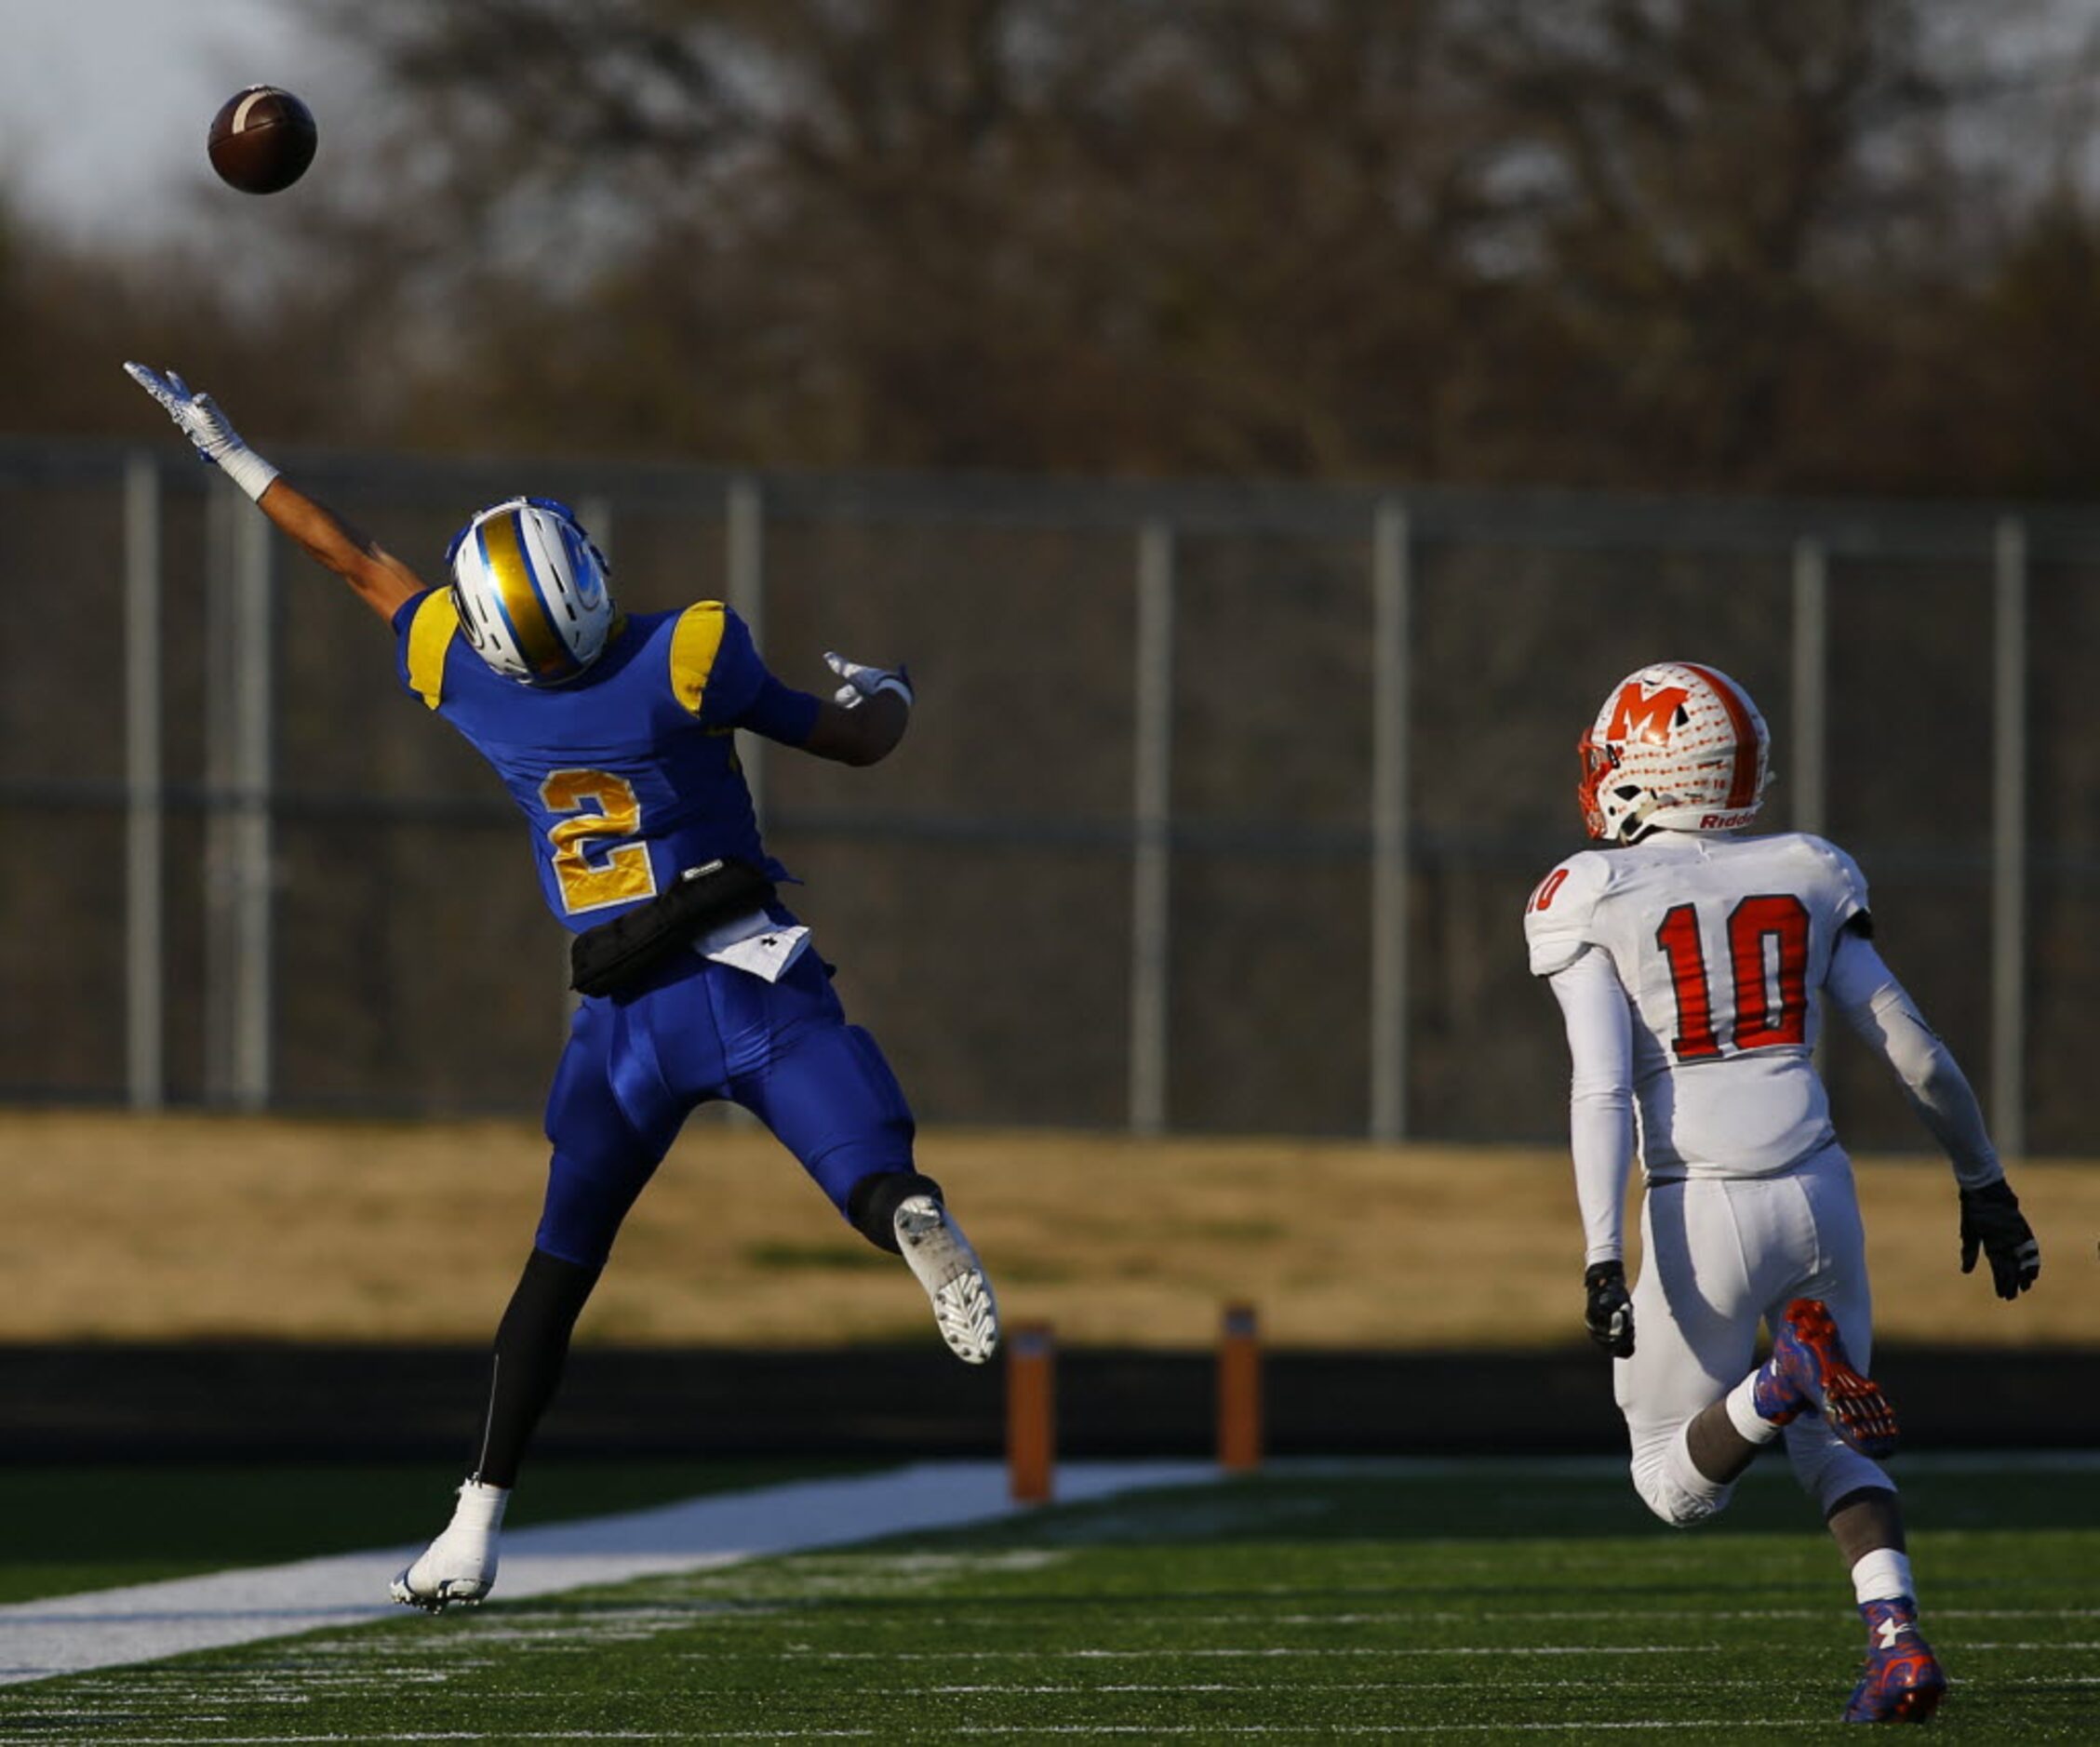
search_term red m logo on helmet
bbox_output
[1606,683,1689,746]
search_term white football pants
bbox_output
[1616,1143,1893,1526]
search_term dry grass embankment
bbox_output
[3,1111,2093,1349]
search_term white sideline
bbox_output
[0,1459,1215,1687]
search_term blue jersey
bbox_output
[393,592,822,931]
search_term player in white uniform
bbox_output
[1523,662,2041,1726]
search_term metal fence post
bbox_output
[727,475,767,824]
[717,476,769,1130]
[1129,520,1175,1136]
[1369,500,1411,1141]
[204,487,235,1104]
[205,487,275,1110]
[1790,539,1827,837]
[123,455,164,1110]
[233,498,276,1110]
[1991,517,2028,1161]
[577,495,613,572]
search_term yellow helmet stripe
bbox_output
[477,512,571,677]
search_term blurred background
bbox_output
[2,0,2096,1451]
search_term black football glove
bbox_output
[1584,1260,1635,1357]
[1960,1179,2040,1300]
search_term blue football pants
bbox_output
[535,947,916,1269]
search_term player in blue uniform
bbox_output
[126,363,1000,1610]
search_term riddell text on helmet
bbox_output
[1697,810,1760,831]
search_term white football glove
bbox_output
[122,362,280,502]
[823,649,914,710]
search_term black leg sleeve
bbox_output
[845,1170,944,1255]
[469,1247,601,1488]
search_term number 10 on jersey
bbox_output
[1655,895,1811,1062]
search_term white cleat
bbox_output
[895,1194,1000,1364]
[389,1478,508,1612]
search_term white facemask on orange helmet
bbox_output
[1577,661,1771,844]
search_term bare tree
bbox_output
[7,0,2092,497]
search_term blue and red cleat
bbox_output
[1845,1597,1946,1724]
[1752,1298,1901,1460]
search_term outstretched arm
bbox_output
[253,477,426,621]
[123,363,426,623]
[799,651,912,767]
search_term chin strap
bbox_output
[1616,796,1662,843]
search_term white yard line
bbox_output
[1268,1449,2100,1479]
[0,1459,1214,1688]
[0,1733,1817,1745]
[0,1730,1807,1742]
[805,1646,1705,1660]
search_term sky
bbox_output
[0,0,354,238]
[3,0,2096,243]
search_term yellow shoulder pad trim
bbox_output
[407,591,461,711]
[669,601,729,714]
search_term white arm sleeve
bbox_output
[1547,947,1637,1266]
[1826,926,2004,1190]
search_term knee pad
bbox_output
[1631,1463,1731,1528]
[1628,1425,1735,1527]
[750,1020,918,1214]
[846,1169,944,1255]
[536,1146,662,1270]
[843,1025,916,1130]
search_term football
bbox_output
[207,86,318,194]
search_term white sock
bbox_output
[1852,1548,1915,1607]
[451,1478,510,1534]
[1724,1373,1785,1445]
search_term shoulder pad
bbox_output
[402,590,461,711]
[668,601,731,713]
[1794,833,1870,929]
[1522,851,1612,978]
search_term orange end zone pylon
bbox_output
[1218,1302,1263,1473]
[1007,1322,1056,1503]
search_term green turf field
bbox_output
[0,1460,867,1603]
[0,1457,2093,1741]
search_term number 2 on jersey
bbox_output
[541,769,658,914]
[1655,895,1811,1061]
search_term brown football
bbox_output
[207,86,318,194]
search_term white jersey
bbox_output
[1523,831,1868,1180]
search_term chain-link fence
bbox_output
[4,438,2093,1154]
